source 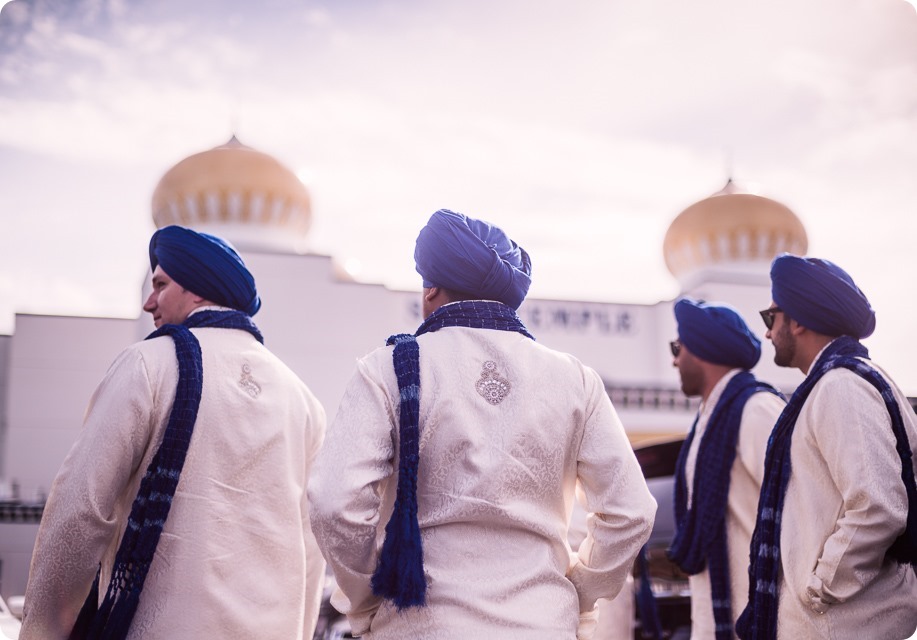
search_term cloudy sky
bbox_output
[1,0,916,387]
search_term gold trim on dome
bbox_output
[151,137,312,246]
[663,188,808,278]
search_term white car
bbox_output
[0,595,21,640]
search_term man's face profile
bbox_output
[143,266,201,327]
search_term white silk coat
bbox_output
[20,321,327,639]
[682,369,786,639]
[775,349,917,639]
[308,324,657,639]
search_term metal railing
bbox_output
[605,385,700,412]
[0,502,42,524]
[607,385,917,417]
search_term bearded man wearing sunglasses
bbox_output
[737,254,917,640]
[668,298,785,640]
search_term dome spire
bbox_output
[224,134,244,148]
[715,176,741,197]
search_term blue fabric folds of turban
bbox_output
[149,225,261,316]
[674,298,761,370]
[414,209,532,310]
[771,254,875,339]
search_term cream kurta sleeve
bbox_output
[800,369,910,607]
[302,402,328,638]
[308,356,394,636]
[567,368,657,613]
[21,347,156,640]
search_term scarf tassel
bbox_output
[370,473,427,608]
[98,591,140,640]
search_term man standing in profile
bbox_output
[20,225,327,640]
[737,254,917,639]
[668,298,785,639]
[309,209,656,639]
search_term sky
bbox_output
[1,0,916,388]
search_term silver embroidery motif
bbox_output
[476,360,511,405]
[239,363,261,398]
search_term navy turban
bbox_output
[149,226,261,316]
[414,209,532,310]
[674,298,761,369]
[770,254,875,338]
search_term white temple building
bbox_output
[0,137,812,599]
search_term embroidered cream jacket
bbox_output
[775,348,917,639]
[683,369,786,639]
[308,325,657,639]
[20,322,327,639]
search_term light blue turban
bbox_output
[674,298,761,369]
[771,254,875,339]
[149,225,261,316]
[414,209,532,310]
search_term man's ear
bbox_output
[423,287,442,304]
[789,317,806,336]
[187,290,215,306]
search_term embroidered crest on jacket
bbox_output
[239,363,261,398]
[476,361,511,405]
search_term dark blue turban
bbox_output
[414,209,532,310]
[770,254,875,338]
[149,225,261,316]
[674,298,761,369]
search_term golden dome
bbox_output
[152,136,311,252]
[663,179,808,281]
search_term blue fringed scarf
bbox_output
[370,300,534,609]
[635,544,664,640]
[669,372,782,640]
[736,336,917,640]
[70,309,262,640]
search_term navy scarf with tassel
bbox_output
[736,336,917,640]
[369,300,534,610]
[669,372,782,640]
[70,309,263,640]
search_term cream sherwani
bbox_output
[309,326,656,639]
[683,369,785,639]
[569,497,636,640]
[776,346,917,639]
[21,320,327,639]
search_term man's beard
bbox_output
[678,362,703,397]
[773,322,795,368]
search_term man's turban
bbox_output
[414,209,532,310]
[674,298,761,370]
[149,225,261,316]
[770,254,875,339]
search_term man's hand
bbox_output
[577,605,599,640]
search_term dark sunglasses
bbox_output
[759,307,783,330]
[669,340,681,358]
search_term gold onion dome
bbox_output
[663,179,808,284]
[151,136,311,252]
